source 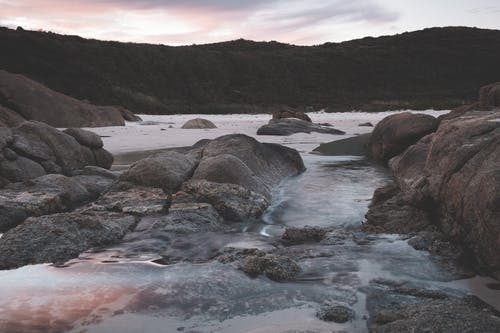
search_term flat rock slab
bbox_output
[0,209,137,269]
[257,118,345,136]
[313,133,371,156]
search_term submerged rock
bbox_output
[240,254,301,281]
[282,226,328,243]
[257,118,345,136]
[316,304,355,323]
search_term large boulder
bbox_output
[365,108,500,274]
[424,110,500,272]
[119,150,201,192]
[0,174,97,232]
[191,154,271,199]
[0,209,137,270]
[369,112,438,163]
[0,70,128,127]
[181,118,217,129]
[257,118,345,136]
[1,121,113,181]
[63,128,103,149]
[12,121,94,175]
[200,134,305,189]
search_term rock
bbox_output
[71,175,115,197]
[201,134,305,188]
[282,226,328,243]
[257,118,345,136]
[0,156,46,182]
[316,304,355,323]
[116,106,142,122]
[313,133,371,156]
[119,150,200,192]
[240,254,301,281]
[0,174,94,232]
[371,298,500,333]
[0,105,25,128]
[0,70,127,127]
[0,209,137,269]
[478,82,500,109]
[423,110,500,271]
[93,184,171,216]
[76,165,119,179]
[363,185,432,234]
[365,105,500,273]
[63,128,103,149]
[93,148,114,169]
[191,154,271,199]
[2,147,17,161]
[0,127,13,149]
[369,112,438,163]
[133,202,224,234]
[181,180,269,222]
[182,135,304,222]
[11,121,102,175]
[272,109,312,122]
[181,118,217,129]
[358,122,373,127]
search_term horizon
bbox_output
[3,25,499,48]
[1,0,500,46]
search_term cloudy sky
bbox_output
[1,0,499,45]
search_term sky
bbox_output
[1,0,500,45]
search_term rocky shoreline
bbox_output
[0,84,499,332]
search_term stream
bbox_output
[0,143,499,333]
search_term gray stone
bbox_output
[0,209,137,269]
[119,150,199,192]
[181,118,217,129]
[257,118,345,136]
[63,128,103,149]
[240,254,301,281]
[313,133,371,156]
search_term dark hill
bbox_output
[1,26,500,114]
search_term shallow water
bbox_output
[1,145,499,333]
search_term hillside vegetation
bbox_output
[1,26,500,114]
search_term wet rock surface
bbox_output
[316,304,354,323]
[240,253,301,281]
